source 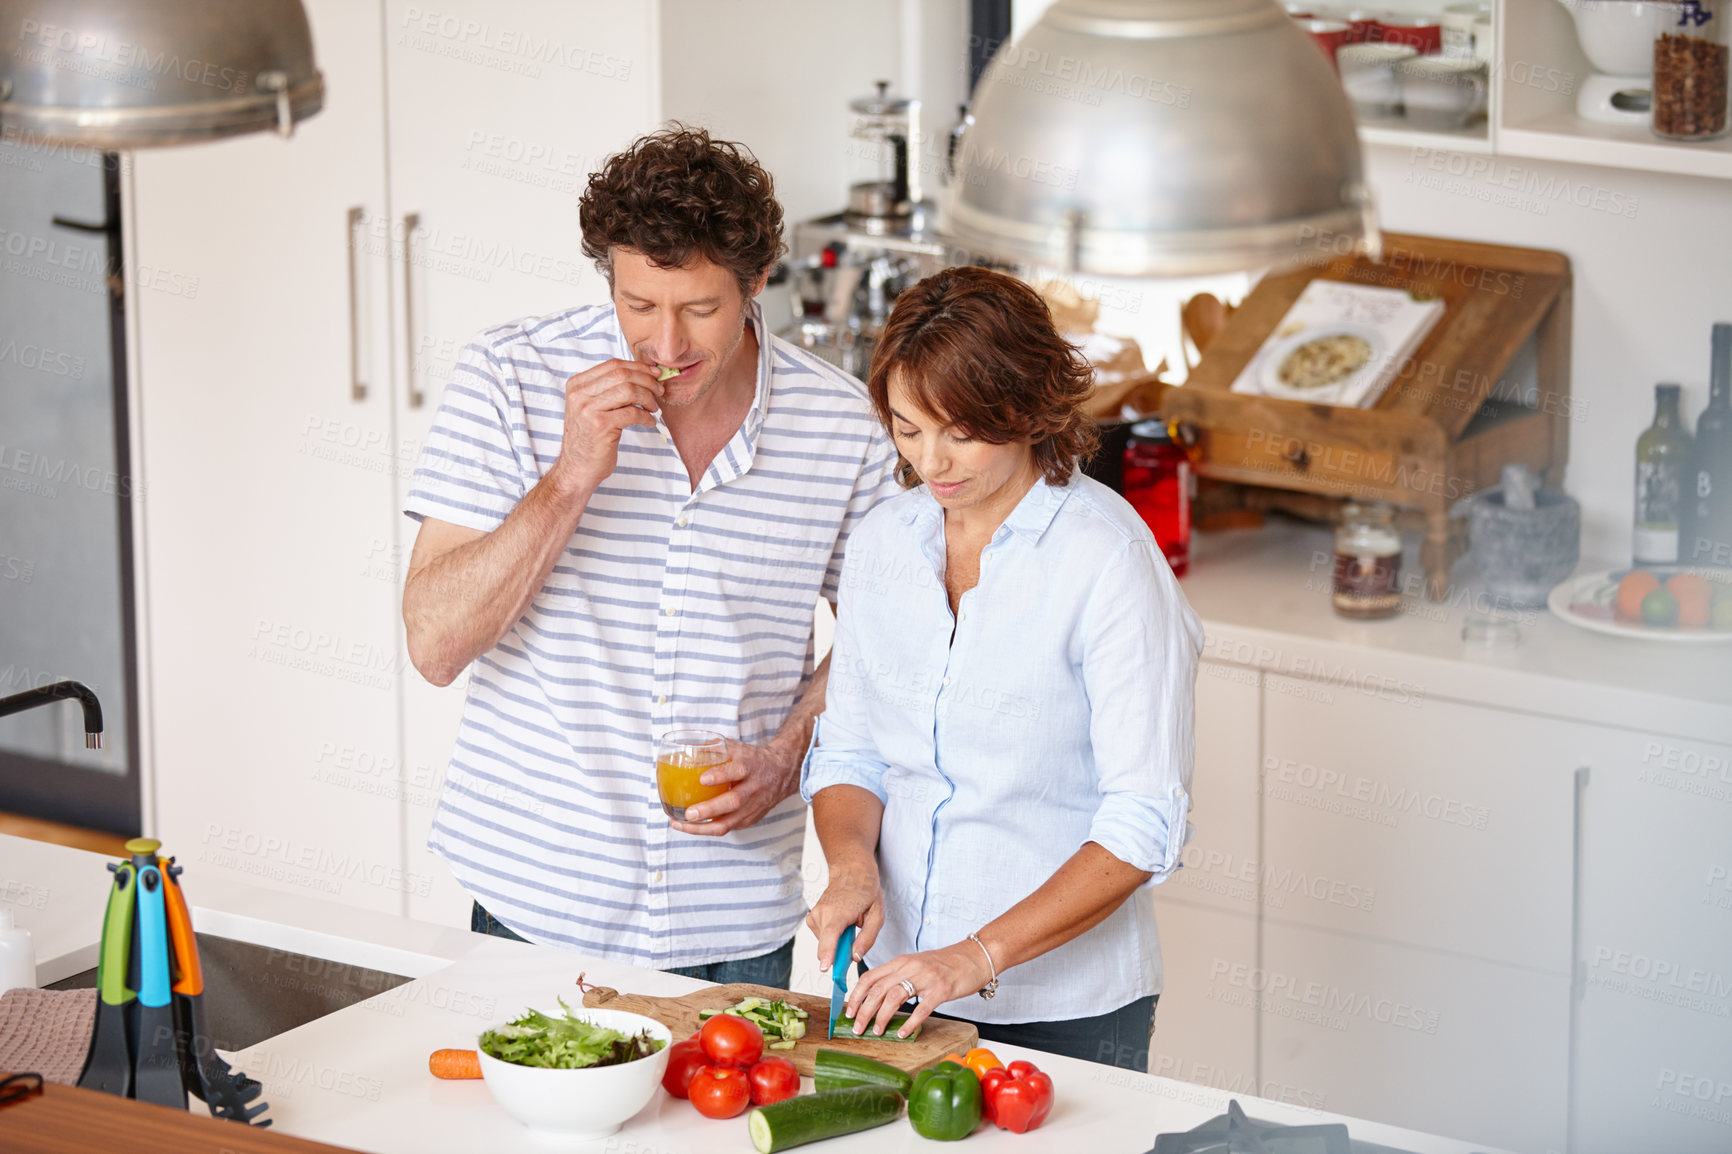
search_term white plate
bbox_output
[1257,323,1387,404]
[1547,567,1732,643]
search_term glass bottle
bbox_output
[1634,383,1694,566]
[1683,324,1732,567]
[1653,0,1730,141]
[1332,502,1403,619]
[1122,419,1192,577]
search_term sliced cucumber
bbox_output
[699,997,810,1044]
[831,1013,922,1041]
[813,1049,913,1095]
[748,1086,904,1153]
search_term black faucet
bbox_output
[0,680,104,749]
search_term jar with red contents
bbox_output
[1121,419,1192,576]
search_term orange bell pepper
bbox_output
[960,1048,1003,1081]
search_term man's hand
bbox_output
[547,358,663,497]
[671,734,803,836]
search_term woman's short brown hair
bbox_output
[867,266,1099,488]
[579,125,786,299]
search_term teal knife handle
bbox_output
[833,923,857,986]
[97,863,136,1007]
[136,865,171,1008]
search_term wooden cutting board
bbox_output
[581,983,977,1077]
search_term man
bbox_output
[401,127,897,985]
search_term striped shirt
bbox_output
[404,300,898,967]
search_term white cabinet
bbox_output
[1260,921,1570,1153]
[1259,676,1577,1154]
[132,0,658,919]
[1565,726,1732,1154]
[1149,661,1262,1087]
[133,0,405,914]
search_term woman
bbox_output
[802,266,1202,1071]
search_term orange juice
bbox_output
[656,750,731,821]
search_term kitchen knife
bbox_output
[828,923,856,1040]
[76,862,136,1097]
[132,863,188,1109]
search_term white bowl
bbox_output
[476,1007,673,1140]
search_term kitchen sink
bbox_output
[49,932,412,1051]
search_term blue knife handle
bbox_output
[136,865,171,1009]
[833,924,857,986]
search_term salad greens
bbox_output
[479,998,666,1069]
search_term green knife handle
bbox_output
[98,863,137,1006]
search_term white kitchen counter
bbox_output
[1180,519,1732,746]
[0,834,1507,1154]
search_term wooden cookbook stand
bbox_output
[1150,232,1573,599]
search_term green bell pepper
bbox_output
[908,1060,983,1141]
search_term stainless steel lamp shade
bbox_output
[0,0,323,148]
[943,0,1377,277]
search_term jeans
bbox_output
[470,902,795,988]
[939,995,1159,1073]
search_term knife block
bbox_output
[1146,232,1573,599]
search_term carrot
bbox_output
[429,1048,482,1079]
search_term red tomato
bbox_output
[747,1056,800,1106]
[688,1065,752,1119]
[698,1014,764,1069]
[660,1038,708,1100]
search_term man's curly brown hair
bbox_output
[868,266,1100,489]
[579,125,786,300]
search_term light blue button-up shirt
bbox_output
[802,472,1202,1024]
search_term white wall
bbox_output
[659,0,969,232]
[1364,143,1732,563]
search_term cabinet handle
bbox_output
[346,207,366,402]
[402,212,424,409]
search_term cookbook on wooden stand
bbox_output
[1146,232,1572,599]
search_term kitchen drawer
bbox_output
[1261,674,1577,973]
[1259,920,1569,1154]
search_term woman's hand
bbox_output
[806,865,885,971]
[843,941,994,1039]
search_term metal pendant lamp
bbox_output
[0,0,323,148]
[943,0,1378,277]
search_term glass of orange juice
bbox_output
[655,729,732,822]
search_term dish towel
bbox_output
[0,987,96,1084]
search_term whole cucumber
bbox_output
[813,1049,913,1096]
[747,1086,904,1153]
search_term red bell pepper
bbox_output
[980,1059,1054,1133]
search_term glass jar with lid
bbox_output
[1122,419,1192,577]
[1653,0,1730,141]
[1332,502,1403,619]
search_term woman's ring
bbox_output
[899,978,918,1000]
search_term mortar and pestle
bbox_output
[1453,464,1581,608]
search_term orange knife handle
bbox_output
[161,866,203,997]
